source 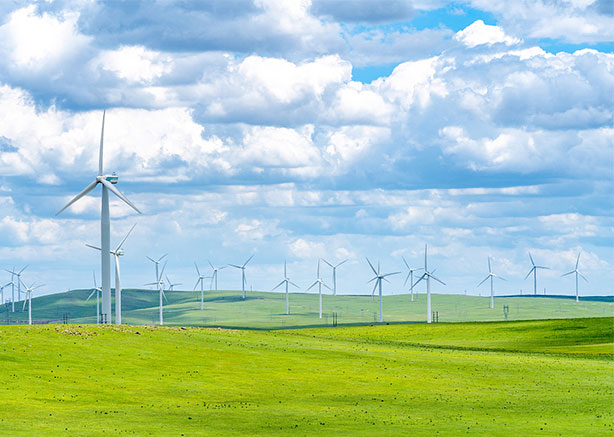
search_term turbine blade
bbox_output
[488,257,492,273]
[193,279,200,291]
[19,265,28,275]
[402,256,410,270]
[371,280,378,295]
[162,289,168,303]
[228,264,242,269]
[411,274,426,289]
[158,253,168,263]
[576,252,581,270]
[382,272,401,278]
[430,274,446,286]
[272,281,285,291]
[321,259,333,268]
[306,281,318,291]
[243,254,254,267]
[98,177,141,214]
[477,276,489,287]
[116,223,136,251]
[561,271,574,277]
[147,256,156,263]
[194,262,201,276]
[365,258,378,276]
[579,272,588,282]
[404,271,411,286]
[98,110,105,176]
[529,252,535,266]
[158,261,167,281]
[289,281,300,289]
[85,244,102,251]
[336,259,348,268]
[86,289,96,301]
[524,268,535,280]
[56,179,99,216]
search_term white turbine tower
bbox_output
[19,281,43,325]
[56,111,141,324]
[229,255,254,299]
[5,265,27,312]
[306,259,332,319]
[412,245,446,324]
[165,275,182,291]
[87,224,136,325]
[562,252,588,302]
[86,271,102,324]
[272,260,300,315]
[401,256,423,302]
[524,252,549,295]
[208,261,227,291]
[366,258,400,323]
[322,259,347,296]
[193,263,209,310]
[477,257,506,309]
[145,261,167,325]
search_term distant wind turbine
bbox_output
[322,259,347,296]
[524,252,549,295]
[0,281,12,305]
[477,257,506,309]
[272,260,300,315]
[87,224,136,324]
[5,265,27,312]
[86,271,102,324]
[208,261,227,291]
[145,261,168,325]
[366,258,400,323]
[402,256,423,302]
[562,252,588,302]
[19,280,43,325]
[56,111,141,324]
[307,259,332,319]
[412,245,446,323]
[165,275,182,291]
[193,263,210,310]
[229,255,254,299]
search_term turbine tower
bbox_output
[19,280,43,325]
[87,224,136,324]
[86,271,102,324]
[193,263,209,310]
[208,261,227,291]
[306,259,332,319]
[412,245,446,323]
[524,252,549,295]
[477,257,506,309]
[145,261,167,325]
[229,255,254,299]
[562,252,588,302]
[5,265,27,312]
[322,259,347,296]
[56,111,141,324]
[402,256,423,302]
[272,260,299,315]
[366,258,400,323]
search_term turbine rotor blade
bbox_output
[321,259,333,268]
[86,289,96,301]
[477,276,489,287]
[194,262,201,276]
[272,280,285,291]
[306,281,318,291]
[98,177,141,214]
[365,258,378,276]
[243,254,254,268]
[116,223,136,251]
[579,272,588,282]
[561,271,574,277]
[98,110,105,176]
[86,244,102,251]
[289,281,300,289]
[430,274,446,286]
[56,179,99,216]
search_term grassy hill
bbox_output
[0,317,612,435]
[1,288,612,328]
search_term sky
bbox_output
[0,0,612,299]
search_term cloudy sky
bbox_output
[0,0,612,298]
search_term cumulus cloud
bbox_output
[454,20,521,47]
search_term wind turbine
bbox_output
[5,265,27,312]
[145,261,167,325]
[524,252,549,295]
[366,258,400,323]
[208,261,227,291]
[165,275,182,291]
[1,281,12,305]
[402,256,423,302]
[412,245,446,323]
[477,257,506,309]
[306,259,332,319]
[272,260,299,315]
[229,255,254,299]
[19,280,43,325]
[193,263,209,310]
[322,259,347,296]
[87,224,136,324]
[86,271,102,324]
[562,252,588,302]
[56,110,141,324]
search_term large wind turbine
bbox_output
[229,255,254,299]
[306,259,331,319]
[19,280,43,325]
[524,252,549,295]
[5,265,27,312]
[322,259,347,296]
[86,271,102,324]
[208,261,227,291]
[477,257,506,309]
[272,260,300,315]
[401,256,423,302]
[193,263,209,310]
[366,258,400,323]
[412,245,446,323]
[56,111,141,324]
[145,261,167,325]
[87,224,136,324]
[562,252,588,302]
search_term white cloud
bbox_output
[94,46,173,84]
[289,238,326,258]
[454,20,521,48]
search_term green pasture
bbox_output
[0,317,612,435]
[1,288,612,328]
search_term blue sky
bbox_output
[0,0,612,298]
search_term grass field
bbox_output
[0,317,612,435]
[1,288,612,328]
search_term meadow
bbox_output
[1,288,612,328]
[0,317,611,435]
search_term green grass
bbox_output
[1,288,612,328]
[0,317,612,435]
